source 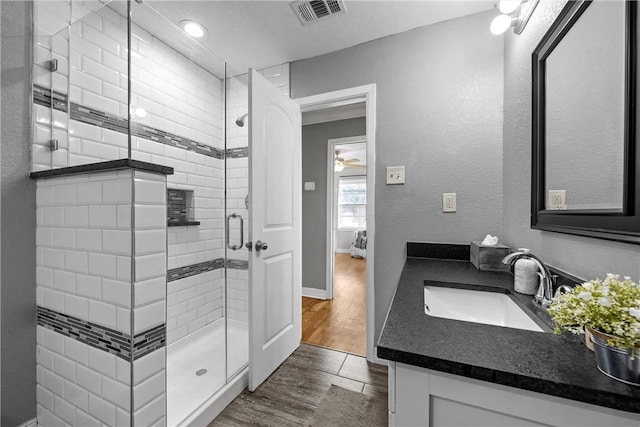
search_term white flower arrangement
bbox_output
[548,273,640,349]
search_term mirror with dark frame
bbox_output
[531,0,640,244]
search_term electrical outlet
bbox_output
[443,193,456,212]
[547,190,567,210]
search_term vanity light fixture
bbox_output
[490,14,515,35]
[179,20,208,38]
[490,0,539,35]
[498,0,521,14]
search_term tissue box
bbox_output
[470,241,510,272]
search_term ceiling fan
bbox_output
[335,149,365,171]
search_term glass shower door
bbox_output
[128,1,229,424]
[224,66,250,381]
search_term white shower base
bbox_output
[167,318,249,426]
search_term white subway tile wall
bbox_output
[36,170,133,333]
[132,171,168,426]
[166,270,224,344]
[33,1,225,171]
[37,325,131,426]
[133,171,167,332]
[33,0,72,171]
[35,0,228,342]
[35,168,169,427]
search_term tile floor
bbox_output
[208,343,388,426]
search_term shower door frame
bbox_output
[296,84,378,363]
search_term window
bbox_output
[337,175,366,229]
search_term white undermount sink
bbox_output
[424,286,544,332]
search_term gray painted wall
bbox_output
[503,1,640,280]
[302,118,366,290]
[1,1,37,424]
[292,11,504,341]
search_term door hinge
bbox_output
[45,58,58,72]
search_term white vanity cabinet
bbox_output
[388,362,640,427]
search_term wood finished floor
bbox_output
[209,343,388,426]
[302,253,367,356]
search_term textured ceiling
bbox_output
[148,1,496,71]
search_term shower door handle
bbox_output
[226,213,244,250]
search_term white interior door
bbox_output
[248,69,302,391]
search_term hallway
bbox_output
[209,343,387,426]
[302,254,367,355]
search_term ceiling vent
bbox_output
[290,0,347,26]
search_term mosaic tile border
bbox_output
[33,84,68,112]
[33,85,229,159]
[70,102,129,135]
[226,259,249,270]
[37,305,165,361]
[130,121,224,159]
[167,258,225,282]
[37,306,131,360]
[226,147,248,159]
[167,257,248,282]
[133,324,166,360]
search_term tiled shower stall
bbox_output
[31,0,290,425]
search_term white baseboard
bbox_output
[334,248,351,254]
[18,418,37,427]
[302,286,328,299]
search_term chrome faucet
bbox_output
[554,284,573,303]
[502,251,556,308]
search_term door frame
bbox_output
[326,136,367,300]
[296,84,376,362]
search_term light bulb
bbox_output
[335,163,344,172]
[499,0,522,14]
[490,14,513,35]
[179,20,207,38]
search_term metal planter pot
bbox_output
[588,327,640,386]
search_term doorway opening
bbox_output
[302,137,368,355]
[296,85,376,361]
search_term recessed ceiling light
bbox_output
[179,20,207,38]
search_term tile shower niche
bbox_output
[167,189,199,227]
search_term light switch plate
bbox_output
[304,181,316,191]
[386,166,405,184]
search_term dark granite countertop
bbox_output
[29,159,174,179]
[377,257,640,414]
